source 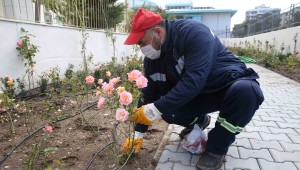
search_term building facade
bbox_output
[165,0,237,38]
[246,4,281,21]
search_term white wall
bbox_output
[202,13,231,38]
[221,26,300,54]
[0,19,135,82]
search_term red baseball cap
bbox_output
[124,8,163,45]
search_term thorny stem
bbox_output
[7,111,14,134]
[117,147,135,170]
[73,92,97,136]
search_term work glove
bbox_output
[121,131,144,154]
[129,103,162,125]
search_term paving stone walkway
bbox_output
[155,64,300,170]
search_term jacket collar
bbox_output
[161,20,173,53]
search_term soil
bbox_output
[0,93,169,170]
[257,63,300,83]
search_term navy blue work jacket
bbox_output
[139,19,258,116]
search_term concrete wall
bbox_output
[0,19,135,82]
[221,26,300,54]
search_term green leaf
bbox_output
[44,147,58,155]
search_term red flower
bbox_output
[17,41,22,47]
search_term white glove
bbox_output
[144,103,162,121]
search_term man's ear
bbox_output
[153,27,163,38]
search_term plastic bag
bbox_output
[181,124,207,154]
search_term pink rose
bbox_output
[127,70,142,82]
[85,75,94,85]
[17,41,22,47]
[97,97,105,109]
[43,125,53,133]
[97,79,103,85]
[119,91,133,106]
[116,86,125,95]
[136,76,148,88]
[102,83,114,95]
[109,77,120,85]
[106,71,111,77]
[95,91,101,96]
[115,108,129,122]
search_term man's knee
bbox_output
[228,80,264,109]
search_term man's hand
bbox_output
[121,132,144,154]
[129,103,162,125]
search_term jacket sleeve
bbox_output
[134,59,160,133]
[154,26,218,115]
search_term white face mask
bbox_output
[141,31,162,60]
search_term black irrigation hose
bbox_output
[84,121,120,170]
[0,126,43,165]
[0,102,96,165]
[83,141,115,170]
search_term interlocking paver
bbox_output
[251,115,262,121]
[227,146,239,159]
[294,162,300,169]
[259,115,285,122]
[249,139,284,151]
[257,159,298,170]
[177,143,187,153]
[245,125,271,133]
[169,133,181,142]
[238,147,273,161]
[253,110,269,116]
[279,141,300,152]
[173,163,197,170]
[158,150,192,166]
[280,105,300,111]
[287,134,300,144]
[266,112,292,118]
[224,157,260,170]
[260,105,281,109]
[269,149,300,162]
[236,131,262,140]
[268,127,298,135]
[190,154,200,167]
[288,113,300,119]
[294,128,300,135]
[252,120,279,128]
[172,125,185,134]
[165,144,179,152]
[259,132,293,143]
[277,122,300,129]
[155,162,174,170]
[246,120,255,126]
[231,138,252,149]
[283,117,300,124]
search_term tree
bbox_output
[232,21,249,38]
[293,11,300,26]
[41,0,125,29]
[124,4,176,32]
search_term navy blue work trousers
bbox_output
[162,79,264,155]
[134,79,263,156]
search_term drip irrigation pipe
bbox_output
[83,141,115,170]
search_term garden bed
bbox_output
[0,93,168,169]
[229,47,300,83]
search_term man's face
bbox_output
[137,27,162,50]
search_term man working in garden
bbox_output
[122,8,264,170]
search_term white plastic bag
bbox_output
[181,124,207,154]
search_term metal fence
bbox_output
[233,2,300,37]
[0,0,127,31]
